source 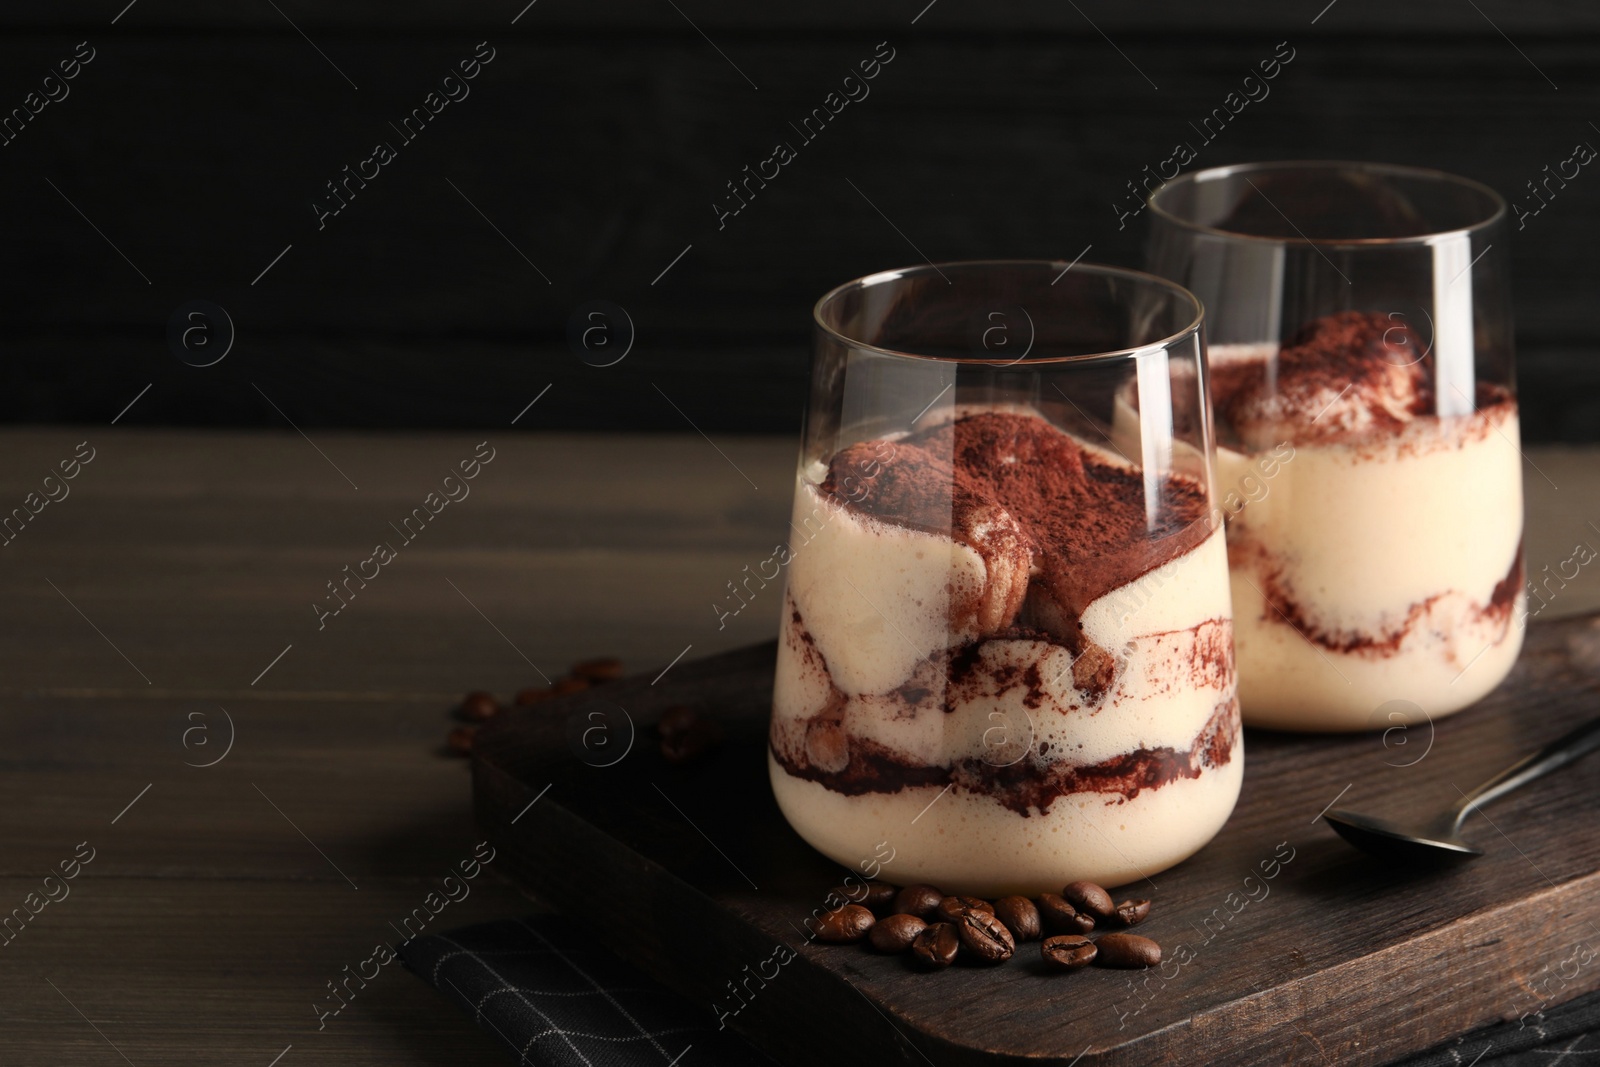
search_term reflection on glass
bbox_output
[1146,161,1524,732]
[769,261,1241,895]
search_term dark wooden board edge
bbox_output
[1175,874,1600,1062]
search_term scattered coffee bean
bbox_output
[868,913,926,953]
[910,923,960,970]
[1094,933,1162,969]
[992,896,1042,942]
[660,720,722,764]
[570,657,624,683]
[459,691,499,721]
[446,725,476,756]
[812,904,876,944]
[936,895,994,924]
[1037,893,1094,935]
[958,909,1016,964]
[514,687,554,707]
[1036,893,1073,931]
[656,704,700,737]
[549,677,591,696]
[1041,934,1097,971]
[1112,899,1151,928]
[1062,880,1116,920]
[892,884,944,921]
[832,881,896,914]
[656,705,722,763]
[862,881,898,913]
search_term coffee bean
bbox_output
[992,895,1042,942]
[660,720,721,764]
[571,657,624,683]
[1041,934,1097,971]
[833,881,896,914]
[550,676,591,696]
[936,895,994,924]
[1112,899,1151,927]
[861,881,897,913]
[892,884,944,921]
[446,725,476,756]
[1037,893,1094,935]
[657,706,722,762]
[514,687,554,707]
[1094,933,1162,968]
[868,913,926,953]
[811,904,875,944]
[459,691,499,721]
[657,704,700,736]
[910,923,960,969]
[1036,893,1074,931]
[1062,880,1116,920]
[957,910,1016,964]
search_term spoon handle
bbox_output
[1453,714,1600,829]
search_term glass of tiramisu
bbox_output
[769,261,1241,896]
[1144,162,1523,732]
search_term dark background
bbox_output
[3,0,1598,440]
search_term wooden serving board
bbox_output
[472,613,1600,1066]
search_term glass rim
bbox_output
[1146,160,1508,247]
[811,259,1205,366]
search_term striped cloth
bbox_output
[1394,989,1600,1067]
[399,916,773,1066]
[403,916,1600,1066]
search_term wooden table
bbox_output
[1,427,1595,1065]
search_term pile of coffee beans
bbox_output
[443,657,624,757]
[809,878,1160,974]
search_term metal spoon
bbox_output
[1323,715,1600,861]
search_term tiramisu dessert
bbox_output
[1206,312,1524,730]
[769,410,1241,897]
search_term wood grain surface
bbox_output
[475,617,1600,1066]
[0,426,1595,1064]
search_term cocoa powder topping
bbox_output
[821,412,1211,641]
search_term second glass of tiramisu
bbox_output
[1144,161,1524,732]
[769,261,1240,896]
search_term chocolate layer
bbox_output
[1238,539,1525,656]
[771,694,1239,817]
[772,590,1239,815]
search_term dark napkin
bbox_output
[1391,985,1600,1066]
[399,915,775,1066]
[405,916,1600,1065]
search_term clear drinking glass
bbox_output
[1145,161,1524,732]
[768,260,1241,896]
